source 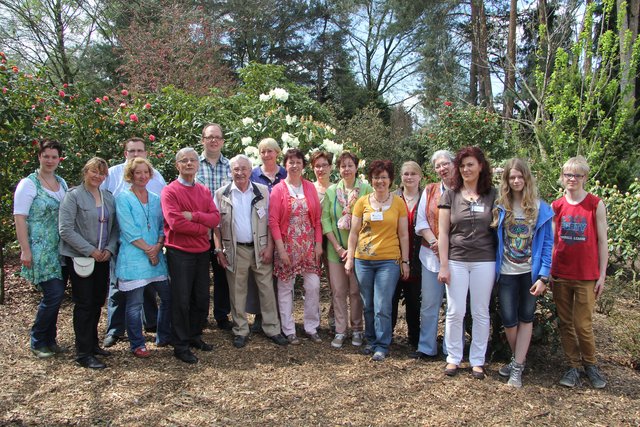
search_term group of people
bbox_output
[14,125,609,390]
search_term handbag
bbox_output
[72,257,95,278]
[72,190,105,278]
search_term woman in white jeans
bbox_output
[438,146,496,379]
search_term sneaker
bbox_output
[507,361,525,388]
[559,367,581,388]
[48,344,68,354]
[31,346,55,359]
[584,365,607,389]
[133,347,151,358]
[103,335,120,348]
[371,351,386,362]
[351,331,364,347]
[306,332,322,343]
[361,344,374,356]
[287,334,301,345]
[499,357,514,378]
[331,333,346,349]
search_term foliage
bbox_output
[417,100,509,179]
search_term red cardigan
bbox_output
[269,179,323,243]
[161,180,220,253]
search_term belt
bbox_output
[237,241,254,247]
[421,238,431,248]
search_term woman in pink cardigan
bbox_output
[269,149,324,344]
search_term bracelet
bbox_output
[402,260,410,265]
[336,246,344,252]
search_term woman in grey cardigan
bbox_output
[59,158,119,369]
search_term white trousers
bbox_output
[444,260,495,367]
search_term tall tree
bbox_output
[471,0,494,111]
[503,0,517,119]
[0,0,104,85]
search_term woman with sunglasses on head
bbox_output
[438,146,496,379]
[493,158,553,387]
[551,155,608,389]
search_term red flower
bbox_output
[95,97,102,104]
[2,87,6,94]
[31,140,38,146]
[59,157,65,161]
[129,113,138,122]
[31,104,36,109]
[12,66,19,73]
[119,120,125,126]
[148,134,156,142]
[103,96,109,101]
[144,103,151,110]
[1,59,6,64]
[157,153,165,159]
[0,51,5,58]
[444,100,452,107]
[63,83,68,88]
[120,102,127,108]
[45,115,51,121]
[58,90,65,98]
[121,89,129,96]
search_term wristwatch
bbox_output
[538,275,549,285]
[213,248,223,255]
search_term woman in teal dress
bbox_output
[13,140,68,359]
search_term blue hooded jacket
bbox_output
[495,200,554,283]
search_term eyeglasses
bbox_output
[203,136,224,142]
[434,161,451,170]
[314,163,331,169]
[372,175,390,181]
[178,158,199,164]
[563,173,585,180]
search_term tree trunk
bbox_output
[583,0,593,75]
[470,0,479,105]
[0,245,5,304]
[52,0,74,84]
[474,0,494,111]
[619,0,640,114]
[503,0,517,119]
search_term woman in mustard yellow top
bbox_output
[345,160,409,361]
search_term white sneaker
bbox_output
[351,331,364,346]
[331,333,346,348]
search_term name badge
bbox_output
[471,204,485,213]
[257,207,266,218]
[371,211,384,221]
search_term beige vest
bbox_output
[215,182,270,273]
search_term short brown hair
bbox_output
[367,160,394,182]
[123,137,146,151]
[310,151,333,167]
[283,148,307,167]
[82,157,109,177]
[38,139,63,156]
[336,151,359,169]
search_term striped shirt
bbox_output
[196,152,231,197]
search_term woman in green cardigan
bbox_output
[322,151,372,349]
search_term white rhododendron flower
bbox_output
[270,87,289,102]
[290,136,300,148]
[322,139,343,155]
[358,159,366,169]
[359,174,369,184]
[241,117,254,126]
[241,137,253,146]
[285,114,297,125]
[259,93,272,102]
[244,146,260,162]
[281,132,293,144]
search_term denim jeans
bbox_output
[417,267,445,356]
[125,286,146,351]
[354,259,400,355]
[142,285,159,330]
[149,280,171,345]
[30,278,66,350]
[498,273,537,328]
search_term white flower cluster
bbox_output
[241,137,253,146]
[244,146,260,164]
[241,117,254,126]
[321,138,343,156]
[259,88,290,102]
[285,114,297,125]
[281,132,300,148]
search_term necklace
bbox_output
[39,172,58,192]
[372,192,391,204]
[286,180,304,199]
[132,188,151,230]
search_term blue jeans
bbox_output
[31,278,66,350]
[105,281,126,338]
[498,273,537,328]
[417,267,445,356]
[149,280,171,345]
[354,259,400,355]
[125,286,145,351]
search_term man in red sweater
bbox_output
[161,147,220,364]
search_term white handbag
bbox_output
[72,190,105,278]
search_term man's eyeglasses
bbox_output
[178,158,198,164]
[203,136,224,142]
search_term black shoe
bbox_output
[216,318,233,331]
[409,351,437,360]
[268,334,288,346]
[103,335,121,348]
[93,347,112,357]
[250,314,263,333]
[190,340,214,351]
[144,326,157,333]
[174,350,198,364]
[77,355,106,369]
[233,335,247,348]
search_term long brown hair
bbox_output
[493,158,538,228]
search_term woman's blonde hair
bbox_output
[401,161,423,176]
[124,158,153,184]
[493,158,538,228]
[258,138,282,154]
[82,157,108,178]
